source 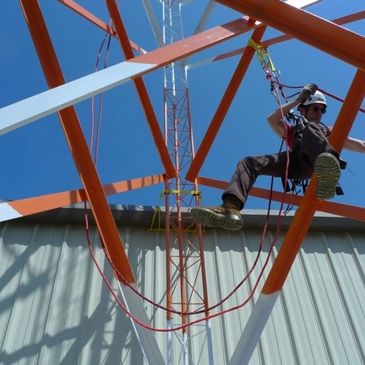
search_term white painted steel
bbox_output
[0,203,22,221]
[118,282,165,365]
[192,0,215,36]
[0,61,155,136]
[142,0,164,47]
[206,320,215,365]
[181,0,215,67]
[167,320,173,365]
[228,292,281,365]
[286,0,321,7]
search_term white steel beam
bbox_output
[193,0,215,35]
[0,202,22,221]
[118,283,166,365]
[0,61,154,136]
[0,17,253,136]
[228,292,280,365]
[142,0,164,47]
[181,0,216,67]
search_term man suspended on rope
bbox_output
[191,83,365,231]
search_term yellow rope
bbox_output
[247,38,276,73]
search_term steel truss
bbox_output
[1,1,364,364]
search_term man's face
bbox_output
[301,103,326,123]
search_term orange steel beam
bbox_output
[58,0,146,54]
[59,0,116,35]
[262,10,365,48]
[132,17,257,70]
[262,70,365,295]
[196,176,365,223]
[20,0,134,283]
[105,0,176,179]
[209,11,365,65]
[2,174,164,220]
[185,25,267,181]
[216,0,365,71]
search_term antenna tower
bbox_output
[160,1,214,363]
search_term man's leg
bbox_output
[302,122,341,199]
[191,152,291,230]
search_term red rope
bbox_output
[84,206,286,332]
[80,76,294,331]
[277,82,365,113]
[80,38,303,332]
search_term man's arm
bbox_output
[267,83,317,138]
[325,125,365,153]
[344,136,365,153]
[267,99,301,138]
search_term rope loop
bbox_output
[247,38,276,74]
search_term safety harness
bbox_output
[283,111,346,196]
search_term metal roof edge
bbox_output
[11,203,365,232]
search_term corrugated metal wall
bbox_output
[0,208,364,365]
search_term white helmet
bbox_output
[302,91,327,106]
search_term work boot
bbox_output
[190,205,243,231]
[314,152,341,200]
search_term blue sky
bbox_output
[0,1,364,213]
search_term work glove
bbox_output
[296,83,317,104]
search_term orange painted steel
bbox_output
[59,0,116,35]
[197,176,365,223]
[263,11,365,48]
[133,17,256,66]
[216,0,365,71]
[262,70,365,295]
[213,11,365,64]
[185,25,267,181]
[20,0,134,283]
[8,174,164,218]
[329,73,365,151]
[58,1,146,55]
[106,0,175,179]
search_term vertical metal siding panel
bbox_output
[324,233,365,364]
[282,252,309,364]
[348,233,365,363]
[0,223,40,365]
[305,233,344,364]
[23,225,66,365]
[293,249,324,364]
[0,223,22,352]
[208,231,230,365]
[214,231,249,363]
[259,241,296,365]
[296,243,332,365]
[1,215,365,365]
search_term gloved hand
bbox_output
[296,83,317,104]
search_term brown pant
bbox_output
[222,121,338,209]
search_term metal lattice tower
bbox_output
[160,1,214,364]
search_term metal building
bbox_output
[1,2,365,364]
[0,206,364,364]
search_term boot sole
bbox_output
[314,153,341,200]
[191,207,243,231]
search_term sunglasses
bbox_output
[310,105,326,114]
